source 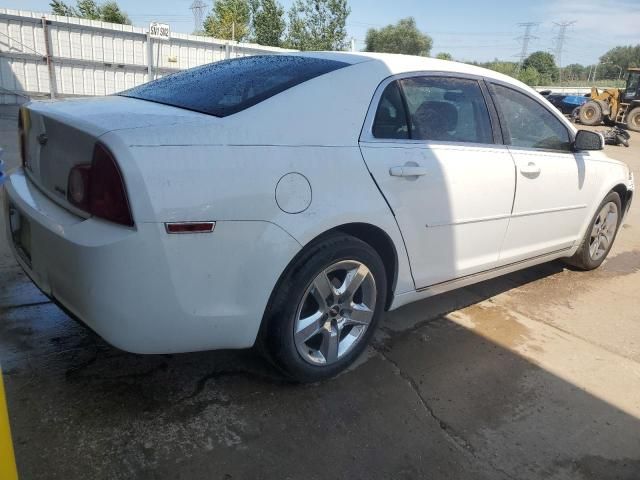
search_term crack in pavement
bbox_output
[373,344,518,480]
[185,368,286,401]
[0,300,53,311]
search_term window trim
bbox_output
[360,71,502,147]
[486,80,576,154]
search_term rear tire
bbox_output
[627,107,640,132]
[566,192,622,271]
[579,101,603,126]
[261,233,387,383]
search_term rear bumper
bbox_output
[3,170,301,354]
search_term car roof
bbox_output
[289,51,525,87]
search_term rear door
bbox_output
[359,74,516,289]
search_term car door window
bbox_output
[399,76,493,144]
[626,73,639,97]
[372,81,409,139]
[491,84,572,151]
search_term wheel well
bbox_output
[612,184,631,214]
[329,223,399,310]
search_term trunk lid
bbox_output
[19,96,205,212]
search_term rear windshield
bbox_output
[118,55,349,117]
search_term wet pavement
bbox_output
[1,105,640,479]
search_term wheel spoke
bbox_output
[295,311,324,343]
[310,272,335,313]
[598,209,608,225]
[591,223,600,239]
[343,303,374,326]
[339,264,369,302]
[320,326,339,363]
[599,233,610,251]
[590,237,600,258]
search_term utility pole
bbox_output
[190,0,207,33]
[553,20,576,84]
[515,22,540,73]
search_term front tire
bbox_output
[579,101,603,126]
[261,233,387,383]
[627,107,640,132]
[566,192,622,270]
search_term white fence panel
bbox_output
[0,9,294,104]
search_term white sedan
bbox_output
[5,53,634,382]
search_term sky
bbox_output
[8,0,640,65]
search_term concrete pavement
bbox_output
[1,105,639,479]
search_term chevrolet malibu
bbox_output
[4,52,634,382]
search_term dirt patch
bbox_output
[449,302,534,350]
[600,250,640,275]
[553,455,640,480]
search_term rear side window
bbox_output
[491,84,571,151]
[373,81,409,139]
[118,55,349,117]
[400,76,493,144]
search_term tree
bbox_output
[600,45,640,71]
[49,0,130,24]
[365,17,432,57]
[522,51,558,83]
[564,63,587,81]
[50,0,76,16]
[517,66,540,86]
[204,0,251,41]
[435,52,452,61]
[100,2,130,24]
[250,0,285,47]
[483,60,518,77]
[286,0,350,51]
[76,0,101,19]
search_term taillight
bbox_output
[67,143,134,227]
[18,111,27,168]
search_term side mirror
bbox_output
[573,130,604,151]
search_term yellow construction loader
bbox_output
[579,68,640,131]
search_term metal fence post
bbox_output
[41,16,56,99]
[146,31,153,82]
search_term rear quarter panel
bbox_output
[106,134,415,295]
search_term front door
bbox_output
[489,83,594,264]
[359,75,516,289]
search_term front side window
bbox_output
[399,77,493,144]
[491,84,571,151]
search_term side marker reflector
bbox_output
[165,222,216,234]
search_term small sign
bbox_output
[149,22,170,40]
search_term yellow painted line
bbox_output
[0,366,18,480]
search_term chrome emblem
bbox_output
[37,133,48,145]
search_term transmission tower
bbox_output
[515,22,540,73]
[553,21,576,83]
[190,0,207,33]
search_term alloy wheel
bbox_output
[294,260,377,366]
[589,201,619,261]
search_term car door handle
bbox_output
[520,162,541,176]
[389,166,428,177]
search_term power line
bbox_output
[515,22,540,73]
[552,20,576,83]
